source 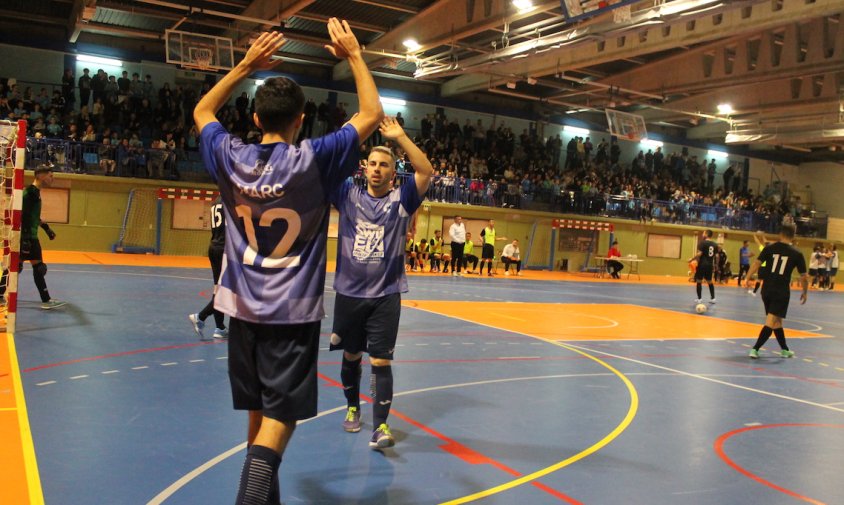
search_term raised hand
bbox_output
[242,32,286,71]
[378,116,406,140]
[324,18,361,60]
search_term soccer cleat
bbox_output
[212,328,228,339]
[41,299,67,310]
[369,423,395,449]
[748,349,759,359]
[780,349,795,358]
[343,407,361,433]
[452,271,458,277]
[188,313,205,339]
[709,298,717,304]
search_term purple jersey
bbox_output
[331,179,423,298]
[200,122,359,324]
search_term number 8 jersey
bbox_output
[200,122,360,324]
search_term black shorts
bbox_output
[482,243,495,260]
[695,264,713,282]
[227,318,320,421]
[20,237,43,263]
[761,289,790,318]
[330,292,401,360]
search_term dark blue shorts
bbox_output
[227,318,320,421]
[331,292,401,360]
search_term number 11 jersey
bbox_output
[757,241,807,293]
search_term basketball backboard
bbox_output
[165,29,234,71]
[605,109,648,141]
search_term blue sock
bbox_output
[235,445,280,505]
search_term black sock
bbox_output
[753,326,773,350]
[773,328,788,351]
[213,309,225,330]
[709,283,715,299]
[487,262,492,274]
[33,268,50,303]
[341,356,362,409]
[753,281,761,293]
[198,297,215,321]
[371,365,393,428]
[235,445,280,505]
[696,283,702,299]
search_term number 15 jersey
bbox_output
[200,122,360,324]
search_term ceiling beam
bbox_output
[440,0,843,96]
[332,0,560,81]
[232,0,315,45]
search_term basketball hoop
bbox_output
[188,47,214,71]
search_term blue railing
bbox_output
[25,137,827,238]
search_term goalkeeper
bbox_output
[17,165,66,309]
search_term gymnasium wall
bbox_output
[797,162,844,220]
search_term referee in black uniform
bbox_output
[691,229,718,304]
[188,195,227,339]
[745,223,808,358]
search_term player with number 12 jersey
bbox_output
[200,122,360,324]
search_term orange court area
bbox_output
[402,301,827,341]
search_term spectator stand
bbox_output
[548,219,613,273]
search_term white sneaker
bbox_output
[504,271,510,276]
[516,272,523,276]
[452,271,458,277]
[694,298,702,304]
[212,328,228,339]
[188,313,205,339]
[709,298,717,304]
[41,299,67,310]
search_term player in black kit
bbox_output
[690,229,718,304]
[745,223,808,358]
[188,196,227,339]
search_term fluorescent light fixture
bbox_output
[380,97,406,106]
[255,79,265,86]
[708,149,729,158]
[563,125,589,136]
[506,81,517,89]
[76,54,123,67]
[403,39,421,52]
[717,103,734,115]
[526,77,537,85]
[641,139,663,148]
[513,0,533,12]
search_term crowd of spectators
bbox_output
[0,70,817,234]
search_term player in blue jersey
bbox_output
[329,116,433,449]
[194,20,383,505]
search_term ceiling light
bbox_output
[403,39,421,52]
[380,97,406,107]
[76,54,123,67]
[513,0,534,13]
[563,125,590,136]
[641,139,663,148]
[708,149,729,158]
[717,103,734,115]
[255,79,265,86]
[506,81,517,89]
[526,77,537,85]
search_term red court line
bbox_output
[22,341,223,373]
[318,372,582,505]
[714,423,844,505]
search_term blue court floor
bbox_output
[14,263,844,505]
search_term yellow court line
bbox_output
[403,306,639,505]
[6,333,45,505]
[0,407,20,411]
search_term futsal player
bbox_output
[194,21,383,504]
[745,223,808,358]
[0,165,66,309]
[691,229,718,304]
[188,195,227,340]
[479,219,507,276]
[330,116,433,448]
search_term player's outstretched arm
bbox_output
[379,117,432,197]
[325,18,383,140]
[194,31,285,133]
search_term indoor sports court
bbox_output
[5,251,843,505]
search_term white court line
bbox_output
[36,381,55,386]
[216,356,227,360]
[189,359,205,363]
[132,366,149,370]
[52,268,208,282]
[161,362,178,366]
[69,375,88,380]
[101,370,119,375]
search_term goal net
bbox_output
[112,189,158,254]
[0,120,26,333]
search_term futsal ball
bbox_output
[695,303,707,314]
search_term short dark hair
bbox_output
[780,223,796,239]
[704,229,713,238]
[254,77,305,134]
[34,164,52,175]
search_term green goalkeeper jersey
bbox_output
[22,185,42,239]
